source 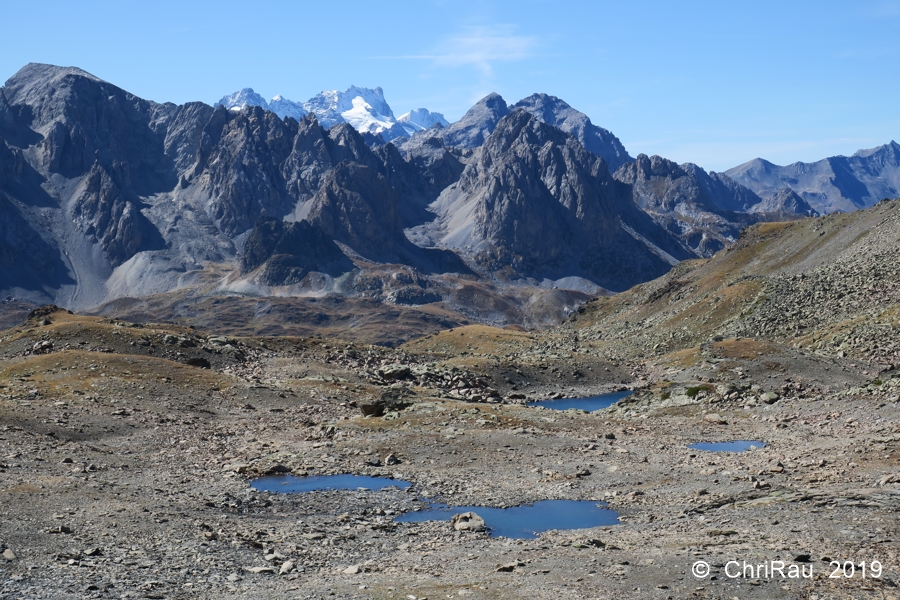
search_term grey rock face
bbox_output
[511,93,632,171]
[679,163,764,213]
[4,63,174,188]
[240,217,353,285]
[190,105,298,235]
[725,142,900,214]
[306,161,402,258]
[427,110,692,290]
[614,155,765,257]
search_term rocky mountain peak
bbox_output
[423,109,688,290]
[216,88,269,111]
[511,93,632,171]
[409,92,510,150]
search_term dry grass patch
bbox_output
[404,325,536,356]
[710,338,782,360]
[0,350,229,395]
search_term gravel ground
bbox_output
[1,309,898,599]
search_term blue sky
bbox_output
[2,0,898,171]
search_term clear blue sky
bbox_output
[2,0,898,171]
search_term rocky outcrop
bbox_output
[399,136,465,200]
[305,161,403,258]
[71,163,164,266]
[512,93,632,171]
[189,105,296,235]
[240,217,353,285]
[750,187,819,220]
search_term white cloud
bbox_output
[387,25,538,77]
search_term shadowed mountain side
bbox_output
[240,217,354,286]
[305,161,471,275]
[0,195,73,295]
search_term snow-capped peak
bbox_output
[216,88,269,111]
[214,85,442,141]
[301,85,414,140]
[397,108,450,135]
[268,95,308,121]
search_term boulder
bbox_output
[451,512,486,532]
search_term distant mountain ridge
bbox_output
[215,85,448,141]
[725,141,900,214]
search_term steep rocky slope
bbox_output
[511,93,632,171]
[416,110,693,291]
[564,198,900,366]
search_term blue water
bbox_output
[395,499,619,539]
[527,390,633,411]
[688,441,767,452]
[251,474,411,493]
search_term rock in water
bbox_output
[451,512,486,532]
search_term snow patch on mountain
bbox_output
[269,95,308,120]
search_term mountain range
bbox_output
[725,141,900,214]
[0,63,887,334]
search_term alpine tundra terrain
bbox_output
[1,196,899,599]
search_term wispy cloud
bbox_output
[864,1,900,18]
[383,24,538,77]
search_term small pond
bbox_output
[527,390,633,412]
[688,441,767,453]
[395,499,619,539]
[251,474,411,493]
